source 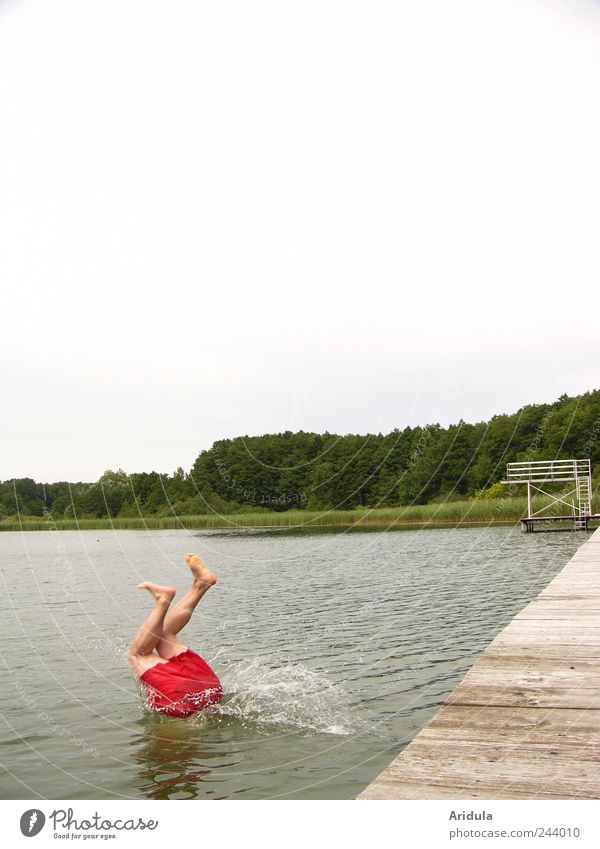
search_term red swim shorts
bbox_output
[139,648,223,718]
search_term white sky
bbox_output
[1,0,599,482]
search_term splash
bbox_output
[198,656,357,736]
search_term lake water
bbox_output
[0,526,588,800]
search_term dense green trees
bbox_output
[2,389,599,520]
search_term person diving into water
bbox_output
[128,553,223,718]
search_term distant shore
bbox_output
[0,517,517,532]
[3,495,594,532]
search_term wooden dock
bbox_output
[358,527,600,800]
[520,515,600,533]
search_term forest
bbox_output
[1,389,599,522]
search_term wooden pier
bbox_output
[520,515,600,533]
[358,527,600,799]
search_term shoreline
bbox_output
[0,519,517,532]
[2,496,597,533]
[1,518,594,534]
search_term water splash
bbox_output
[197,656,357,736]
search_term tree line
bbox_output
[2,389,599,520]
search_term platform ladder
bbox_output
[574,473,592,530]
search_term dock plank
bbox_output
[444,685,600,709]
[358,528,600,799]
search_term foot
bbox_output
[137,582,176,603]
[185,553,217,586]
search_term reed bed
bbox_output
[2,493,596,532]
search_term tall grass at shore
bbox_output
[2,494,596,532]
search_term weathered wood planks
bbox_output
[357,528,600,799]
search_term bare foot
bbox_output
[185,553,217,586]
[137,582,176,603]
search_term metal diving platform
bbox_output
[502,458,598,532]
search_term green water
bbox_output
[0,526,587,799]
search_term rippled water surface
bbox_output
[0,526,588,799]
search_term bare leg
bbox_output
[128,583,176,676]
[156,554,217,660]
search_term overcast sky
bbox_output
[1,0,599,482]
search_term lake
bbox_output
[0,525,588,799]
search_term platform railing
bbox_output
[504,459,591,484]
